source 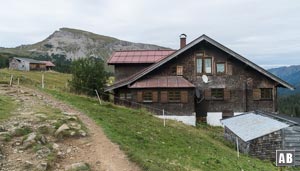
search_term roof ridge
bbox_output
[114,49,175,52]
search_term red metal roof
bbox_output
[129,76,195,88]
[41,61,55,67]
[107,50,175,64]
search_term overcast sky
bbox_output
[0,0,299,68]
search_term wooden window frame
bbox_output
[168,91,181,103]
[126,93,132,100]
[216,62,226,75]
[204,57,212,74]
[211,88,224,100]
[195,51,212,75]
[176,66,183,76]
[142,91,153,102]
[120,93,126,100]
[260,88,273,100]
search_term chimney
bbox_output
[180,34,187,49]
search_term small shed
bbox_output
[41,61,55,70]
[221,111,300,165]
[9,57,46,71]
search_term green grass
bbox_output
[45,89,280,171]
[0,68,71,90]
[0,95,16,121]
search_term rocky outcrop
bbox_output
[4,28,170,62]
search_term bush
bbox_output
[69,57,108,97]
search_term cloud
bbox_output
[0,0,299,66]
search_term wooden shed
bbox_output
[221,111,300,165]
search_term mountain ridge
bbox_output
[0,27,170,61]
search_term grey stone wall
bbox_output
[224,127,283,161]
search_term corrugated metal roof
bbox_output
[221,112,291,142]
[107,50,175,64]
[14,57,44,64]
[41,61,55,67]
[129,76,195,88]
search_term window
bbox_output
[196,59,202,73]
[143,91,153,102]
[195,51,212,74]
[261,88,272,100]
[168,91,181,102]
[126,93,132,100]
[171,66,177,75]
[120,93,125,100]
[216,63,225,74]
[204,58,212,74]
[211,89,224,100]
[176,66,183,75]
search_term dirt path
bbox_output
[0,85,141,171]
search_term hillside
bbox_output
[268,65,300,95]
[0,69,278,170]
[0,28,170,72]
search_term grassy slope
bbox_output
[0,95,16,121]
[0,70,286,170]
[45,89,278,171]
[0,68,71,90]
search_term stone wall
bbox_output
[224,127,283,161]
[249,130,282,161]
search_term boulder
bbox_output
[54,124,69,137]
[65,162,89,171]
[36,162,48,171]
[22,132,37,149]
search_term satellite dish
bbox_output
[202,75,209,83]
[195,88,201,98]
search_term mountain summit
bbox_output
[1,28,169,62]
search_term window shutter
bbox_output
[152,91,158,102]
[204,89,211,100]
[253,89,261,100]
[227,63,232,75]
[224,89,230,101]
[161,91,168,103]
[180,91,188,103]
[137,91,143,102]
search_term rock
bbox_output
[66,148,72,153]
[39,135,47,145]
[78,130,87,137]
[54,124,69,137]
[70,122,81,130]
[70,131,76,136]
[65,162,89,171]
[52,143,60,150]
[36,162,48,171]
[24,160,33,169]
[36,147,51,159]
[0,126,6,132]
[57,151,64,158]
[35,113,47,119]
[66,116,78,121]
[22,132,36,149]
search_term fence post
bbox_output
[163,109,166,127]
[42,74,45,89]
[236,137,239,158]
[95,89,102,105]
[9,75,13,86]
[17,78,20,95]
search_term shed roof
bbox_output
[129,76,195,88]
[14,57,44,64]
[41,61,55,67]
[221,112,291,142]
[105,34,294,92]
[107,50,175,64]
